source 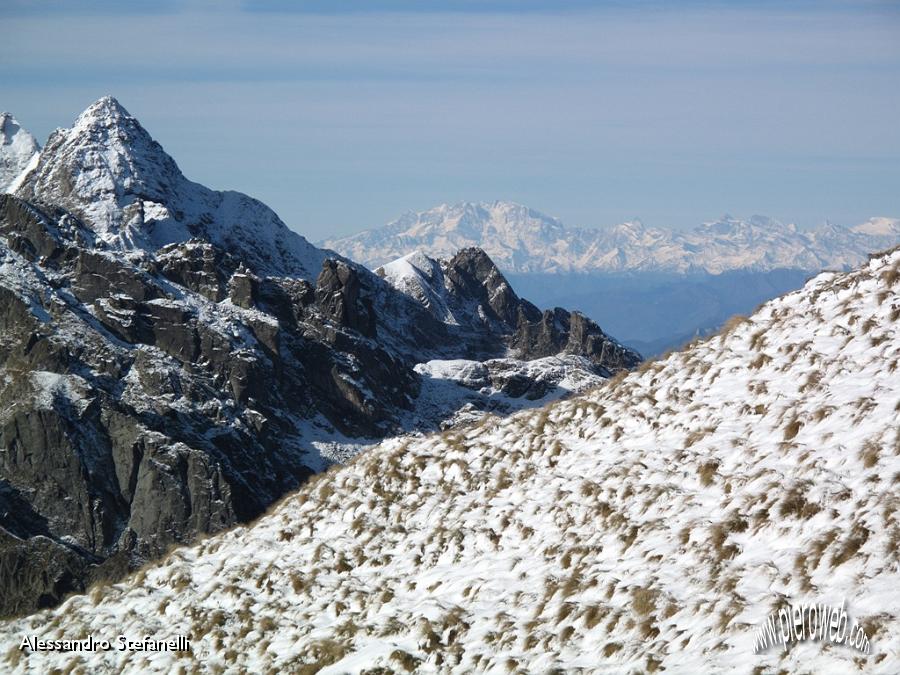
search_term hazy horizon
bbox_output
[3,0,899,240]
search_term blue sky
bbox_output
[2,0,898,239]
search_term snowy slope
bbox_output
[15,97,325,279]
[3,247,897,673]
[407,354,607,430]
[0,113,40,194]
[319,355,608,464]
[324,201,900,275]
[379,251,459,323]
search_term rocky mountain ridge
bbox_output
[0,99,637,617]
[323,200,900,275]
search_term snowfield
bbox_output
[2,249,898,673]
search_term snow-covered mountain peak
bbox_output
[15,98,325,278]
[378,250,456,322]
[18,97,190,243]
[47,97,181,202]
[325,201,577,273]
[606,218,651,238]
[379,246,521,328]
[1,112,24,143]
[72,95,133,130]
[405,201,563,235]
[64,97,180,189]
[380,249,439,279]
[374,246,638,370]
[852,216,900,237]
[0,112,40,194]
[700,214,792,235]
[748,213,790,229]
[619,217,645,229]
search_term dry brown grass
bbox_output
[749,329,767,351]
[631,587,658,616]
[606,369,629,388]
[709,523,740,563]
[860,441,880,469]
[783,417,802,441]
[698,460,719,487]
[295,639,350,674]
[749,353,772,369]
[800,370,823,393]
[778,484,821,520]
[581,604,607,630]
[684,426,715,448]
[813,405,834,422]
[556,602,576,623]
[721,315,750,335]
[881,264,899,287]
[389,649,422,672]
[602,642,623,657]
[830,523,870,568]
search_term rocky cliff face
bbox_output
[0,99,639,617]
[379,247,639,371]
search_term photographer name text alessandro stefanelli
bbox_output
[19,634,191,653]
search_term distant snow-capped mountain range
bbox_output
[323,201,900,275]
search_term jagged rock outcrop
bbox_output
[0,99,639,618]
[156,240,238,302]
[316,259,377,338]
[442,246,530,327]
[511,306,640,370]
[380,247,640,372]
